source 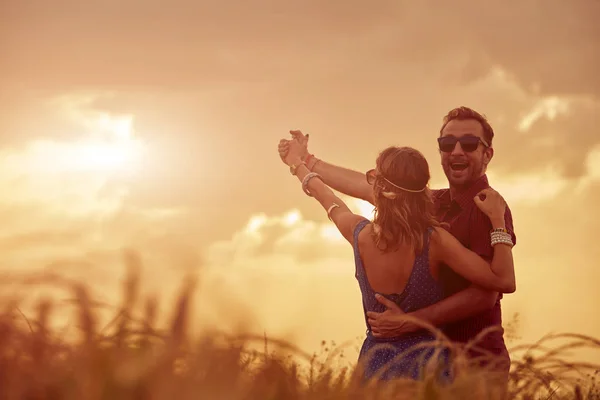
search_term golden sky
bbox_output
[1,0,599,360]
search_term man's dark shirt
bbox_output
[432,174,517,362]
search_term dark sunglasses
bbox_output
[437,135,489,153]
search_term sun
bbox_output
[22,113,145,177]
[67,115,144,174]
[0,94,152,218]
[26,93,148,176]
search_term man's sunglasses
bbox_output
[437,135,490,153]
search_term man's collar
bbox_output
[436,175,490,210]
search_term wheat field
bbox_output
[1,264,598,400]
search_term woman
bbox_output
[280,140,515,382]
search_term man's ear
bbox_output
[483,147,494,166]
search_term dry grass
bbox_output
[0,264,598,400]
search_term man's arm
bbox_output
[279,131,374,204]
[311,159,375,205]
[410,286,497,327]
[367,285,497,337]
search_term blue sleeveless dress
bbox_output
[353,219,451,381]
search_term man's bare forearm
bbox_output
[311,160,374,204]
[409,285,497,328]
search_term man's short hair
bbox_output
[440,106,495,146]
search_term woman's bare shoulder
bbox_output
[356,220,373,238]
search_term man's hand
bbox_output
[366,294,412,338]
[278,130,309,163]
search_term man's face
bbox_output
[439,119,493,189]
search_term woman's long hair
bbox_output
[371,146,439,254]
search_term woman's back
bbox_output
[357,223,425,296]
[352,219,448,381]
[354,219,444,315]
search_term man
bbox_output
[278,106,517,385]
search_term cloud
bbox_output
[434,0,600,97]
[2,1,599,187]
[199,200,376,351]
[474,169,569,206]
[206,197,373,268]
[0,94,143,216]
[2,0,598,100]
[0,93,198,305]
[499,96,600,178]
[518,97,572,132]
[583,145,600,182]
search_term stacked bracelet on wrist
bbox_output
[490,228,513,247]
[301,172,323,197]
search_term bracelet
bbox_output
[307,156,319,171]
[491,231,512,241]
[313,159,322,171]
[492,238,513,247]
[491,227,509,234]
[326,203,340,221]
[490,231,513,247]
[289,161,306,175]
[491,231,511,240]
[301,172,323,197]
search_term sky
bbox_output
[1,0,599,361]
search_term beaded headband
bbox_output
[381,176,427,193]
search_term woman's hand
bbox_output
[278,139,289,166]
[278,130,309,166]
[474,188,506,227]
[282,137,308,166]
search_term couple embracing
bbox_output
[277,106,517,387]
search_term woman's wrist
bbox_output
[490,216,505,229]
[288,156,303,166]
[287,157,304,174]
